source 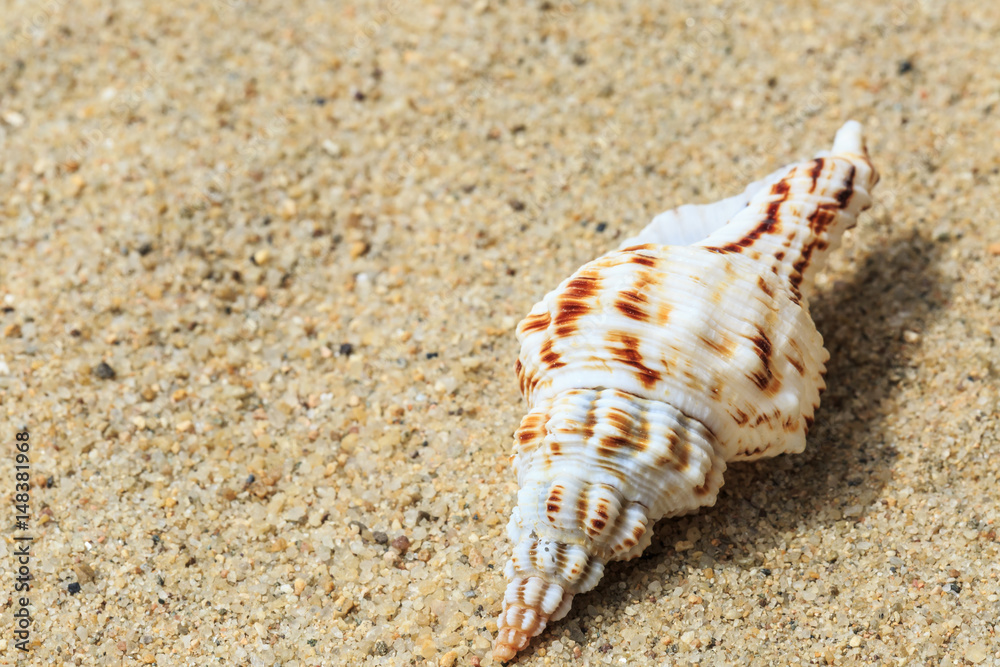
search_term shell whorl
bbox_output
[515,244,828,462]
[496,388,725,661]
[494,122,879,661]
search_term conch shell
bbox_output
[494,121,879,661]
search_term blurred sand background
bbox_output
[2,0,1000,665]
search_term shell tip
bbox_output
[832,120,866,156]
[493,627,530,663]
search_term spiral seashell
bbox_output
[493,121,879,661]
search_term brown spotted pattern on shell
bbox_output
[494,122,879,661]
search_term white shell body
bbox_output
[494,122,879,661]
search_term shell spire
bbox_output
[494,122,879,661]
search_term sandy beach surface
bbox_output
[2,0,999,665]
